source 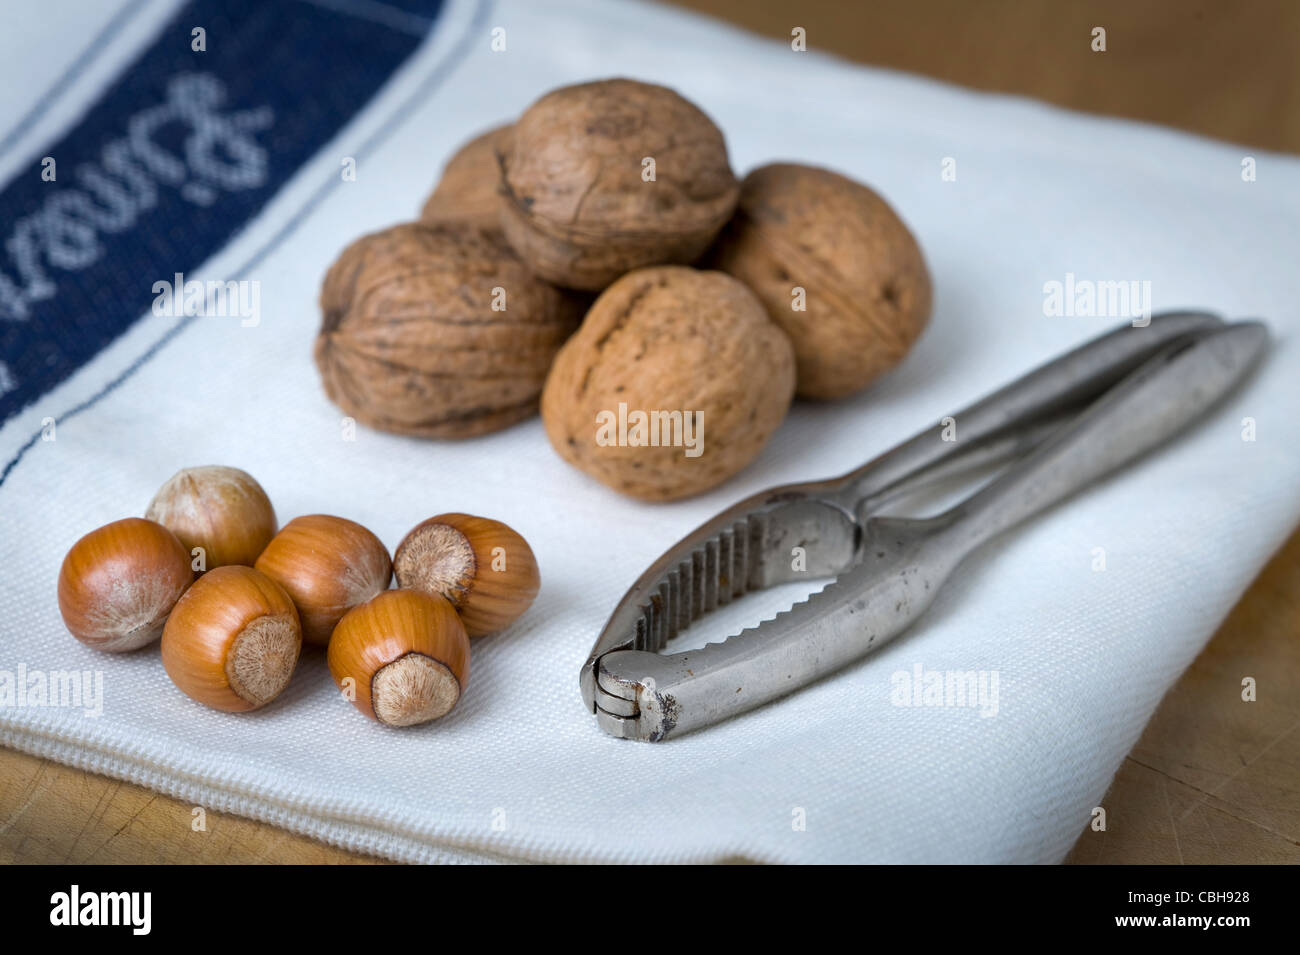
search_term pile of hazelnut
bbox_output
[315,77,932,502]
[56,466,539,727]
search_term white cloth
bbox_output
[2,0,1298,864]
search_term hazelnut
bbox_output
[419,124,513,232]
[145,465,277,571]
[57,518,194,651]
[253,514,392,646]
[499,78,740,291]
[328,589,470,726]
[707,162,931,399]
[541,266,795,501]
[314,222,582,438]
[393,513,539,637]
[161,565,301,712]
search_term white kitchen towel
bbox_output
[1,0,1297,864]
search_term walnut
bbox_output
[419,124,512,232]
[541,266,795,501]
[315,222,581,438]
[500,79,740,292]
[707,163,931,400]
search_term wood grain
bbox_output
[3,0,1296,863]
[1066,528,1300,863]
[664,0,1300,154]
[0,754,382,864]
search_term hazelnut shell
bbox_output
[393,513,540,637]
[161,565,301,712]
[145,465,277,570]
[328,589,470,726]
[253,514,392,646]
[57,517,194,652]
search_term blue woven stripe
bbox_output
[0,0,446,424]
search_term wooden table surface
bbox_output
[4,0,1297,864]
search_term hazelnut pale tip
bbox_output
[371,653,461,727]
[225,614,300,707]
[392,521,476,607]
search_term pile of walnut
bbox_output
[315,78,931,502]
[57,466,538,727]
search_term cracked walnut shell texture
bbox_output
[419,124,513,233]
[315,222,582,438]
[500,79,740,291]
[541,266,795,501]
[708,163,932,400]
